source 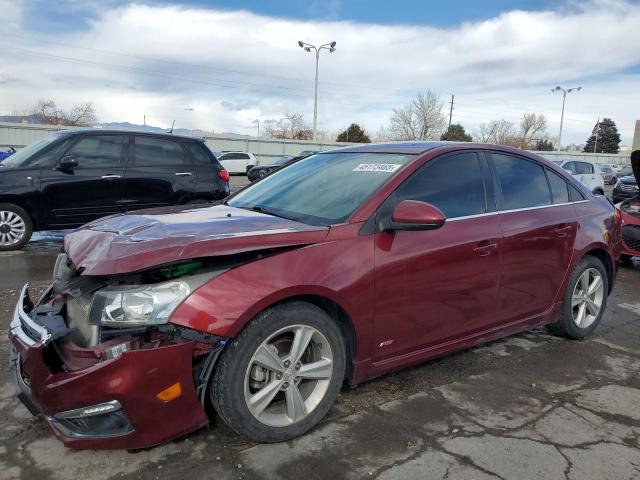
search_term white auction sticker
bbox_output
[352,163,402,173]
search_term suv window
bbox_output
[134,137,187,166]
[66,135,125,168]
[492,153,550,210]
[185,143,214,165]
[574,161,594,174]
[546,169,569,204]
[394,152,486,219]
[221,153,249,160]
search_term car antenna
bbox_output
[167,120,175,134]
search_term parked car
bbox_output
[599,166,617,185]
[0,147,16,161]
[554,159,605,195]
[298,150,318,157]
[247,155,300,181]
[617,151,640,262]
[216,151,258,174]
[0,130,230,250]
[612,166,639,204]
[9,142,620,449]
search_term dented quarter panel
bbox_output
[64,204,329,275]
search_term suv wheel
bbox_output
[212,301,346,442]
[551,256,608,339]
[0,203,33,251]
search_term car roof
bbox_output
[54,128,205,142]
[325,141,456,155]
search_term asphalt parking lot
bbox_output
[2,181,640,480]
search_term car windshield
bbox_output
[1,135,61,167]
[228,152,415,225]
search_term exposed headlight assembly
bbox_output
[89,280,191,327]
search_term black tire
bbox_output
[211,301,346,443]
[0,203,33,251]
[593,188,605,196]
[258,170,267,178]
[551,255,608,339]
[245,165,255,175]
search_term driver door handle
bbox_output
[101,174,121,179]
[473,240,498,256]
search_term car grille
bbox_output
[618,183,638,193]
[622,225,640,252]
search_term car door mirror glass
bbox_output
[58,155,79,170]
[388,200,446,231]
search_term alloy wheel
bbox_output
[244,324,334,427]
[571,267,604,328]
[0,210,26,247]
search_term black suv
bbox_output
[0,130,230,250]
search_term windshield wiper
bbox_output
[242,204,296,221]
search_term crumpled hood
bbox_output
[64,204,329,275]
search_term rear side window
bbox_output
[546,169,569,204]
[66,135,125,168]
[492,153,550,210]
[134,137,186,166]
[574,162,594,174]
[394,152,486,219]
[569,184,585,202]
[185,143,215,165]
[221,153,249,160]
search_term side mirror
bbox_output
[387,200,446,231]
[58,155,78,170]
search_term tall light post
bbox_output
[551,85,581,151]
[298,40,336,141]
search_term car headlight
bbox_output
[89,280,191,327]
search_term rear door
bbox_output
[121,135,196,210]
[182,142,229,200]
[490,152,578,323]
[373,151,503,361]
[41,134,127,226]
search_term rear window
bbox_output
[134,137,187,166]
[492,153,550,210]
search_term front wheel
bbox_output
[0,203,33,251]
[211,301,346,442]
[551,256,608,339]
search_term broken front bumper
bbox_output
[8,285,209,449]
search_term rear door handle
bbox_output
[101,174,121,179]
[175,172,192,176]
[473,240,498,256]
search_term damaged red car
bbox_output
[9,142,622,449]
[617,150,640,263]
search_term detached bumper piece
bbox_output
[8,285,211,449]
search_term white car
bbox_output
[553,159,605,195]
[216,151,258,175]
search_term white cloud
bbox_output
[1,0,639,144]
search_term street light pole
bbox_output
[551,85,581,151]
[298,40,336,141]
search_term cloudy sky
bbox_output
[1,0,639,145]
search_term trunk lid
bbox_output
[64,204,329,275]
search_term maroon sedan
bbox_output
[617,150,640,262]
[9,142,621,449]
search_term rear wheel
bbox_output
[212,301,346,442]
[0,203,33,251]
[551,256,608,339]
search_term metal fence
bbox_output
[0,121,632,166]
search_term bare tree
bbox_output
[388,91,446,141]
[473,119,517,145]
[473,113,549,149]
[30,99,96,126]
[518,112,547,149]
[264,113,313,140]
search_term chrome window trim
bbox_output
[446,199,589,222]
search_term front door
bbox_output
[490,152,578,322]
[41,134,127,227]
[373,151,502,361]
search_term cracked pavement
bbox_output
[1,189,639,479]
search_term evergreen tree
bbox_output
[534,139,554,151]
[336,123,371,143]
[583,118,621,153]
[440,123,472,142]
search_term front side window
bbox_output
[393,152,486,219]
[134,137,186,166]
[66,135,125,168]
[228,152,415,225]
[492,153,550,210]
